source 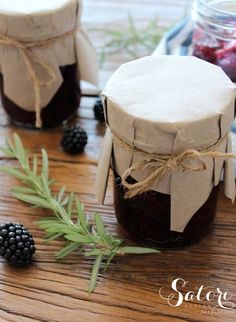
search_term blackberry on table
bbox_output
[93,98,105,122]
[0,223,36,266]
[61,125,88,155]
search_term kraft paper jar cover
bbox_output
[0,0,98,112]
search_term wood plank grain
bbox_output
[0,158,235,321]
[0,0,235,321]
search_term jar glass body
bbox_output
[113,170,219,248]
[0,64,80,128]
[192,0,236,82]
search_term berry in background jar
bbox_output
[192,0,236,82]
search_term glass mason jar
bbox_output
[192,0,236,82]
[0,65,80,128]
[0,0,97,129]
[192,0,236,133]
[97,56,236,249]
[113,172,219,248]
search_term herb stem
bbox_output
[0,133,160,293]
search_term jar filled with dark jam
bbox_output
[0,65,80,128]
[0,0,96,128]
[113,171,219,248]
[97,55,236,249]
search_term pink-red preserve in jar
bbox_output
[192,0,236,82]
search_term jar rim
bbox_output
[193,0,236,40]
[197,0,236,17]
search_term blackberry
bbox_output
[61,125,88,155]
[93,98,105,122]
[0,223,36,266]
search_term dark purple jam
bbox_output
[192,27,236,82]
[113,171,219,248]
[0,64,80,128]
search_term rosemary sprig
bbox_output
[0,134,160,293]
[92,14,169,66]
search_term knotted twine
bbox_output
[113,133,236,198]
[0,29,76,128]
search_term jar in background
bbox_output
[0,64,80,129]
[192,0,236,82]
[0,0,97,128]
[96,56,236,249]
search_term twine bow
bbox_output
[0,29,75,128]
[113,133,236,198]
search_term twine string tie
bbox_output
[112,133,236,199]
[0,29,75,127]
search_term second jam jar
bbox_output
[192,0,236,82]
[192,0,236,141]
[97,55,236,249]
[0,0,97,128]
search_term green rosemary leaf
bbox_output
[44,232,64,242]
[94,213,105,237]
[12,192,53,209]
[119,246,160,255]
[28,171,42,189]
[0,147,15,157]
[41,174,51,199]
[65,234,93,244]
[103,252,117,273]
[33,155,38,175]
[55,242,80,259]
[75,197,87,228]
[86,249,112,257]
[57,186,66,203]
[11,186,36,194]
[13,133,27,164]
[60,196,69,206]
[67,192,74,218]
[34,217,59,225]
[36,224,73,235]
[41,224,73,234]
[41,149,48,181]
[6,137,15,153]
[0,166,30,181]
[89,254,103,294]
[36,223,57,230]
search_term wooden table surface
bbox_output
[0,1,236,321]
